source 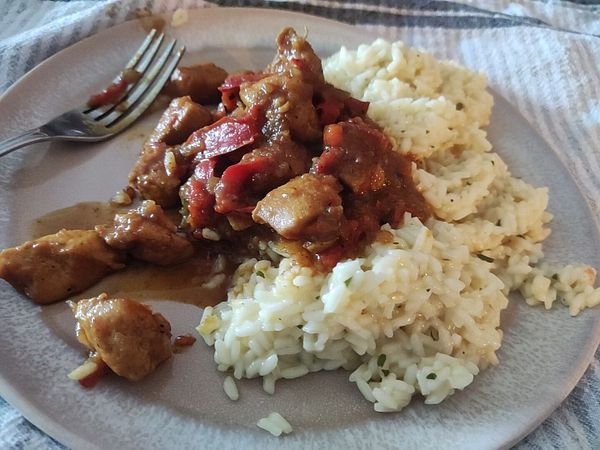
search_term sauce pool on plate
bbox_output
[31,201,233,307]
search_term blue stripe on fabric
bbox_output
[207,0,526,29]
[206,0,600,37]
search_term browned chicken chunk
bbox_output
[164,63,228,104]
[129,97,214,207]
[96,200,194,266]
[239,74,321,143]
[268,27,325,89]
[252,173,343,242]
[316,118,390,194]
[70,294,172,381]
[149,96,213,146]
[0,230,125,304]
[128,142,186,208]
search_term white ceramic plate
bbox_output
[0,8,599,450]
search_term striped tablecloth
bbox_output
[0,1,599,448]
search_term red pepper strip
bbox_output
[187,159,218,228]
[78,360,108,388]
[182,106,263,160]
[87,78,128,108]
[218,72,267,111]
[214,156,271,214]
[195,157,217,181]
[188,181,215,228]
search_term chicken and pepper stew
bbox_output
[0,27,430,383]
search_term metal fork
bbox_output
[0,30,185,158]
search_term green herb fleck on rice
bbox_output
[256,271,265,278]
[377,354,386,366]
[476,253,494,263]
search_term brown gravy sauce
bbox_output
[30,202,125,238]
[32,202,234,308]
[71,254,233,307]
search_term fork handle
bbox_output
[0,128,52,158]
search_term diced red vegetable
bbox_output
[214,156,271,214]
[183,106,263,160]
[87,78,128,108]
[322,124,344,147]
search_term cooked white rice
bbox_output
[197,39,600,412]
[256,412,293,436]
[223,375,239,401]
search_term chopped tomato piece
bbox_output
[322,124,344,147]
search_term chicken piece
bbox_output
[239,74,321,143]
[96,200,194,266]
[129,97,213,207]
[268,27,325,89]
[252,173,343,243]
[164,63,228,104]
[315,118,391,194]
[70,294,172,381]
[149,96,213,145]
[128,142,190,208]
[0,230,125,304]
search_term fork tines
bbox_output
[84,29,185,132]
